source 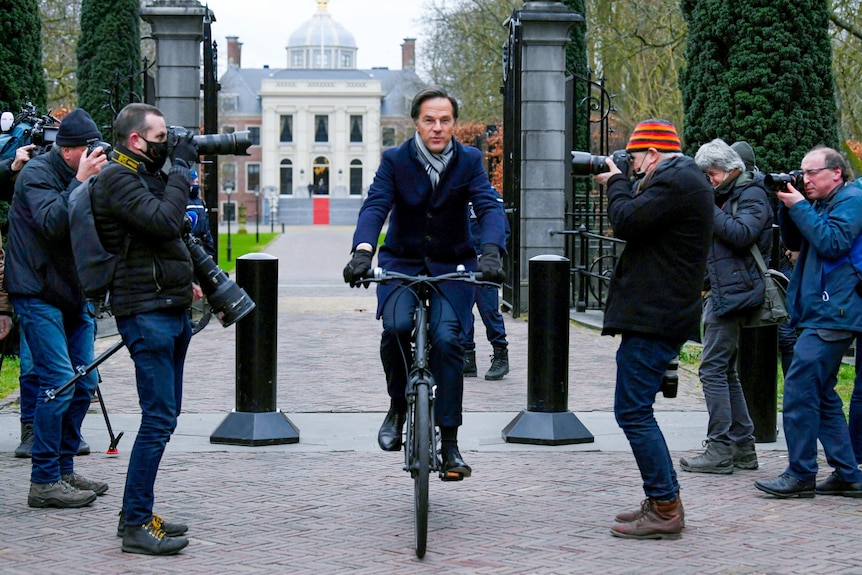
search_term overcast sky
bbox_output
[202,0,428,75]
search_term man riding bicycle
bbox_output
[343,86,507,479]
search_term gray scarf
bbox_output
[413,132,454,190]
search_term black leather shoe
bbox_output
[377,407,405,451]
[755,473,815,498]
[440,446,472,481]
[816,472,862,498]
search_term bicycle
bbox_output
[362,266,497,558]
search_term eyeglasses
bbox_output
[801,167,832,177]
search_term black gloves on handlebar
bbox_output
[170,134,198,168]
[478,243,506,284]
[343,249,373,288]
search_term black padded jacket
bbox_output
[90,146,193,317]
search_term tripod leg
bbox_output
[95,374,123,454]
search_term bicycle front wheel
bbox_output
[413,382,431,558]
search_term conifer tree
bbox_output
[0,0,45,113]
[76,0,141,133]
[680,0,838,172]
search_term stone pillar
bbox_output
[141,0,207,132]
[517,1,583,309]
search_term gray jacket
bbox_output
[706,172,773,317]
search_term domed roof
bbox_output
[288,0,357,49]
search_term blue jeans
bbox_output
[614,332,682,501]
[118,310,192,527]
[380,286,464,428]
[782,329,862,483]
[462,285,508,351]
[11,297,96,484]
[699,298,755,445]
[18,331,39,426]
[851,342,862,465]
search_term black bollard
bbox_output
[502,255,594,445]
[210,253,300,446]
[738,324,779,443]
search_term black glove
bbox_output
[170,134,198,168]
[478,243,506,284]
[343,249,373,288]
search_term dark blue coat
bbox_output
[351,137,507,327]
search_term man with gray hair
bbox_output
[679,139,772,475]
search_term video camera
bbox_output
[571,149,633,180]
[0,103,60,160]
[763,170,804,192]
[182,217,255,328]
[167,126,252,157]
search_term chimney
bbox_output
[226,36,242,68]
[401,38,415,70]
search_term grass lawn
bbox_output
[217,232,279,274]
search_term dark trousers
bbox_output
[380,287,464,428]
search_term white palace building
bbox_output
[216,0,424,225]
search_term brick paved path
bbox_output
[2,228,859,574]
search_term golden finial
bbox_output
[317,0,328,13]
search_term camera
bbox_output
[0,103,60,160]
[167,126,252,158]
[763,170,804,192]
[183,217,255,328]
[571,149,632,180]
[660,355,679,399]
[86,137,112,157]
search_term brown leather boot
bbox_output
[615,495,685,527]
[610,496,683,540]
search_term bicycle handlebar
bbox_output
[361,266,501,288]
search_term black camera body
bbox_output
[182,218,255,328]
[167,125,253,157]
[86,137,113,157]
[763,170,804,192]
[571,149,633,180]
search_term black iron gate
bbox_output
[500,11,521,316]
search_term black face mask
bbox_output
[141,137,168,170]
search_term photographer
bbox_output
[593,119,713,540]
[755,146,862,498]
[5,108,108,508]
[678,139,772,475]
[91,103,197,555]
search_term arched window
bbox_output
[313,156,330,195]
[280,159,293,195]
[349,159,363,196]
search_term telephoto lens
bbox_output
[660,355,679,399]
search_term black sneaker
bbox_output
[122,518,189,555]
[117,510,189,537]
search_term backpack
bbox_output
[67,175,128,301]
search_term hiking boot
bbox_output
[679,440,733,474]
[28,480,97,509]
[61,472,108,496]
[117,510,189,537]
[463,349,477,377]
[610,496,683,540]
[14,423,34,458]
[732,440,759,470]
[122,518,189,555]
[615,495,685,528]
[484,346,509,380]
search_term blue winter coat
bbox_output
[779,181,862,331]
[706,173,773,317]
[351,137,507,328]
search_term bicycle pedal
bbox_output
[440,471,465,482]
